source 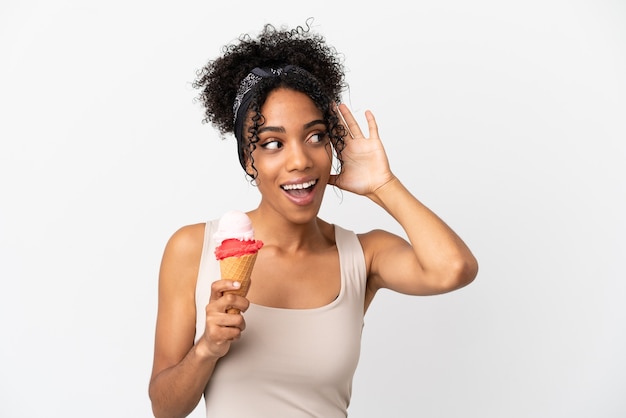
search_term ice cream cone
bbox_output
[221,252,257,314]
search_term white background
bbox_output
[1,1,625,417]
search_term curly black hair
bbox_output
[193,20,348,179]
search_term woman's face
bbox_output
[248,88,332,224]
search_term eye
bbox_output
[307,132,328,144]
[261,140,282,150]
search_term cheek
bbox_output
[248,153,277,180]
[318,146,334,170]
[324,143,334,161]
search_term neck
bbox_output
[247,209,332,253]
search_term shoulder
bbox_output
[357,228,407,253]
[159,223,207,290]
[163,223,207,257]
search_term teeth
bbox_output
[282,180,317,190]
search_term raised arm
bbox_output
[148,224,248,417]
[330,104,478,305]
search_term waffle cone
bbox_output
[220,252,257,314]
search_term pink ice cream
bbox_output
[213,210,264,259]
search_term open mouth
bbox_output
[281,179,318,197]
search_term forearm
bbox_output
[369,176,478,287]
[149,343,218,418]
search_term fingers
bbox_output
[364,109,380,139]
[205,304,247,333]
[336,103,360,139]
[209,279,242,302]
[337,103,378,140]
[209,280,250,313]
[202,282,250,357]
[207,306,245,342]
[202,310,246,357]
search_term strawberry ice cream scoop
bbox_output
[215,238,264,260]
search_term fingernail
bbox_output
[232,281,241,288]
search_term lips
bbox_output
[280,179,318,204]
[281,179,317,191]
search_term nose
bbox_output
[285,141,312,172]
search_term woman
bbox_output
[149,22,478,417]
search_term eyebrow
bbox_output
[257,119,326,135]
